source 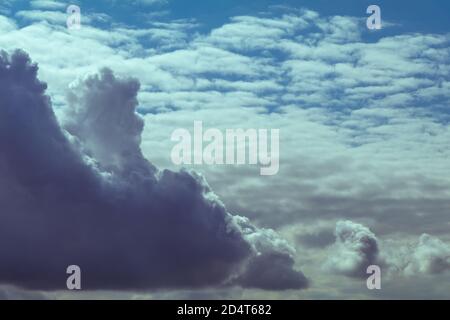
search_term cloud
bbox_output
[107,0,168,8]
[236,252,308,290]
[2,5,450,298]
[324,221,380,278]
[0,0,17,15]
[404,234,450,275]
[15,10,69,25]
[0,286,47,300]
[296,227,335,249]
[324,221,450,279]
[29,1,66,10]
[0,15,16,31]
[135,0,168,5]
[385,234,450,276]
[0,49,307,291]
[407,234,450,274]
[232,216,308,290]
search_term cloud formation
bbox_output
[324,220,450,278]
[407,234,450,274]
[0,49,307,291]
[324,220,380,278]
[385,234,450,276]
[1,3,450,299]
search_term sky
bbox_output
[0,0,449,299]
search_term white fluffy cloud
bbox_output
[324,220,450,279]
[385,234,450,276]
[324,221,380,277]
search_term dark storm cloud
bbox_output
[0,49,307,291]
[231,217,308,290]
[235,252,309,290]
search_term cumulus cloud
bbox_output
[2,4,450,299]
[324,221,380,278]
[404,234,450,275]
[232,216,308,290]
[0,49,307,291]
[385,234,450,276]
[325,220,450,279]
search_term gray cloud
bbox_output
[406,234,450,275]
[324,220,380,278]
[0,49,307,291]
[235,252,308,290]
[296,227,335,249]
[232,216,308,290]
[324,220,450,279]
[0,286,47,300]
[385,234,450,276]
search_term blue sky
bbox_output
[1,0,450,299]
[6,0,450,33]
[162,0,450,33]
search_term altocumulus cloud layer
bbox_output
[0,49,308,291]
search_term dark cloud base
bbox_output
[0,50,308,291]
